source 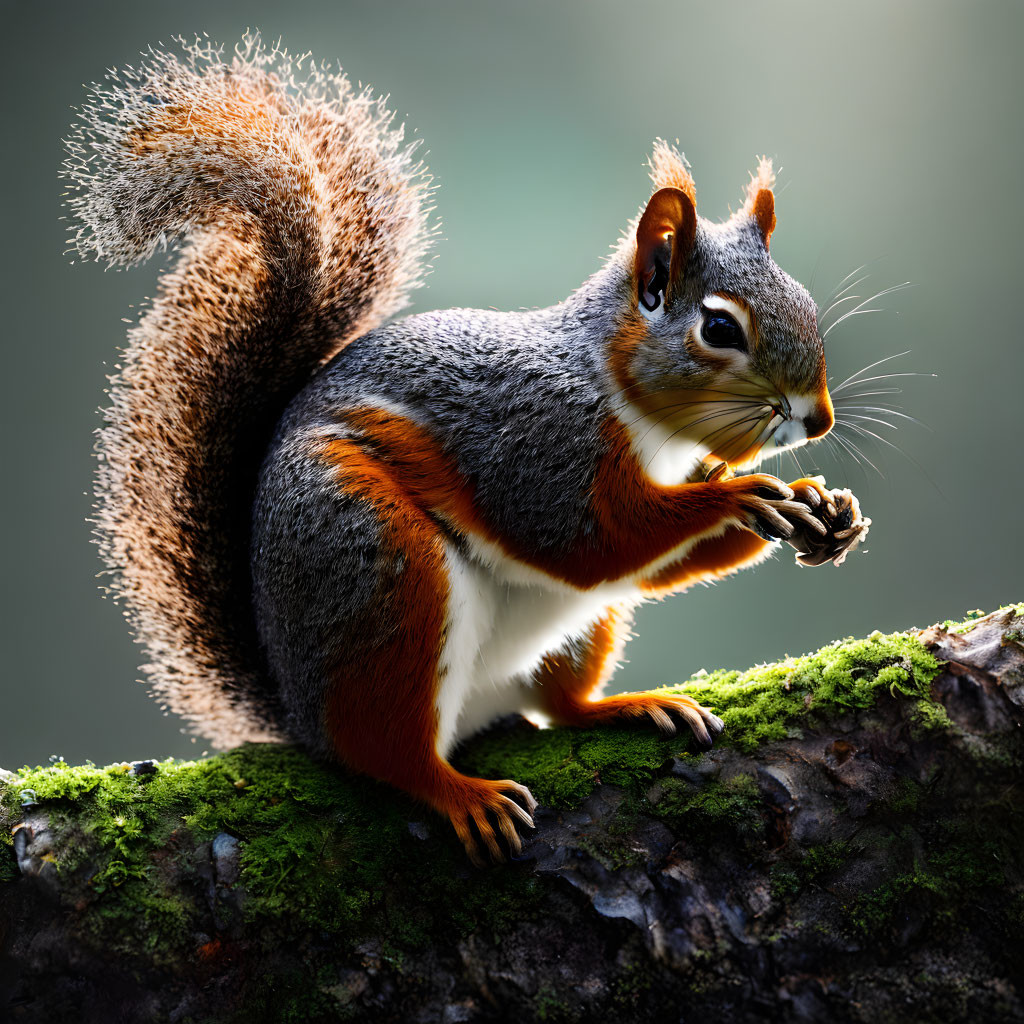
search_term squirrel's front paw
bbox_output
[727,473,828,543]
[785,477,871,567]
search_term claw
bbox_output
[647,705,676,735]
[498,792,536,830]
[490,804,525,853]
[793,484,822,507]
[691,724,713,750]
[471,812,503,862]
[450,779,538,865]
[756,483,795,501]
[776,500,830,535]
[754,504,795,538]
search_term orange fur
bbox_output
[320,435,449,785]
[320,432,533,864]
[639,526,770,593]
[332,406,762,592]
[607,320,650,411]
[742,157,777,247]
[535,609,714,734]
[339,407,487,536]
[634,187,697,307]
[647,139,697,205]
[534,609,627,716]
[750,190,776,248]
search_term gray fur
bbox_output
[68,35,825,757]
[252,206,823,754]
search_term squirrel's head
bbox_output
[609,142,834,479]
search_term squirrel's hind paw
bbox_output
[449,780,537,867]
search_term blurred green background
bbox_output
[2,0,1021,767]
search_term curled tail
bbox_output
[64,34,433,747]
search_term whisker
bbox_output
[822,307,885,341]
[647,408,771,474]
[821,262,871,305]
[830,428,884,477]
[788,444,808,479]
[837,412,899,431]
[807,253,822,297]
[821,282,911,341]
[615,378,773,405]
[832,388,905,400]
[834,371,936,393]
[834,404,932,431]
[818,277,871,329]
[836,420,907,454]
[620,397,754,434]
[824,429,868,476]
[817,433,848,470]
[830,272,871,302]
[834,423,945,500]
[830,350,911,393]
[627,400,764,455]
[671,409,771,456]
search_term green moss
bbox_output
[457,721,668,809]
[611,959,655,1011]
[2,607,1012,970]
[940,608,988,633]
[771,841,853,901]
[1,745,547,966]
[230,965,356,1024]
[801,840,851,881]
[570,798,652,871]
[461,624,951,811]
[652,773,764,846]
[941,602,1024,634]
[534,985,578,1022]
[665,627,944,754]
[885,777,924,815]
[845,816,1013,940]
[770,864,801,901]
[0,777,16,883]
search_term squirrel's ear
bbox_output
[635,187,697,315]
[750,188,776,248]
[743,157,777,249]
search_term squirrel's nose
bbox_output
[803,397,834,440]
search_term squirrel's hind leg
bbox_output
[285,435,536,865]
[533,604,725,749]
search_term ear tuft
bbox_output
[742,156,776,248]
[648,139,697,207]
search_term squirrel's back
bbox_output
[269,303,612,551]
[63,34,433,747]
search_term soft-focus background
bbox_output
[3,1,1021,767]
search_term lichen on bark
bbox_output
[2,605,1023,1023]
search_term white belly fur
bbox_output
[434,516,750,758]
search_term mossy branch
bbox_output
[2,605,1023,1023]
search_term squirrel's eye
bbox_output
[700,311,745,350]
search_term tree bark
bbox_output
[2,607,1023,1024]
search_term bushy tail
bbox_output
[63,34,434,748]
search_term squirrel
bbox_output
[64,36,869,865]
